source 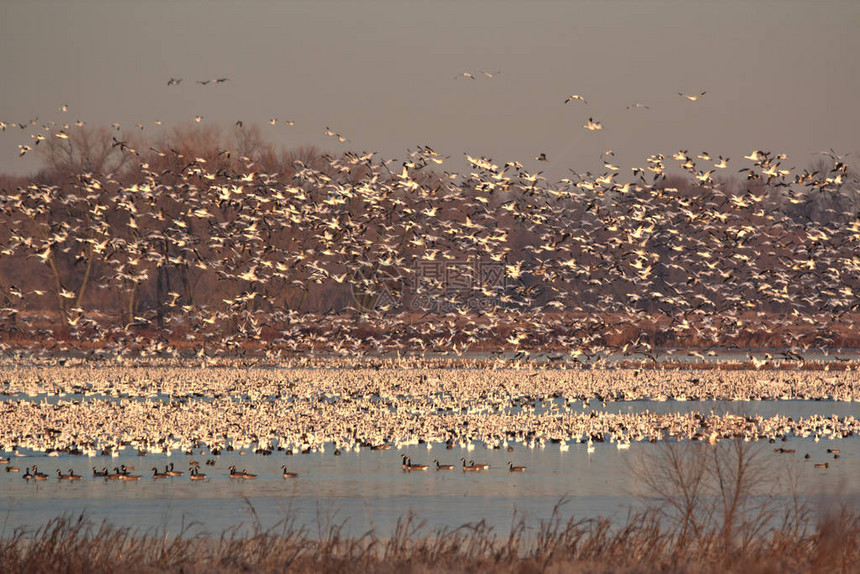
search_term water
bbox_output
[2,429,857,538]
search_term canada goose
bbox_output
[240,469,257,479]
[228,465,243,478]
[166,463,184,477]
[0,457,9,464]
[405,457,428,471]
[22,467,33,480]
[32,466,49,480]
[434,459,454,470]
[152,467,169,479]
[121,472,141,481]
[460,458,480,472]
[189,467,206,481]
[280,465,298,478]
[93,467,108,477]
[105,468,124,481]
[57,469,81,480]
[6,465,20,473]
[826,449,840,454]
[508,462,526,472]
[469,460,490,470]
[814,463,829,469]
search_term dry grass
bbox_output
[0,495,856,573]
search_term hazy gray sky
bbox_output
[1,0,858,179]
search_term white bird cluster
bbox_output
[0,365,857,458]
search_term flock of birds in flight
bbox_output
[0,73,857,365]
[5,73,707,159]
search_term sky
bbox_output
[1,0,858,180]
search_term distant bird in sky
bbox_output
[583,117,603,131]
[167,78,182,86]
[196,78,227,86]
[626,103,649,110]
[481,70,501,78]
[324,127,347,142]
[536,153,548,162]
[564,94,588,104]
[455,72,476,80]
[679,91,706,101]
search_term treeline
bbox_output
[0,123,858,355]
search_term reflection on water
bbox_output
[2,433,857,538]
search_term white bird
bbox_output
[583,118,603,131]
[679,91,706,101]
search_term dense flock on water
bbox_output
[2,364,857,459]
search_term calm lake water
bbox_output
[2,412,857,539]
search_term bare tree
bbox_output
[36,126,141,178]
